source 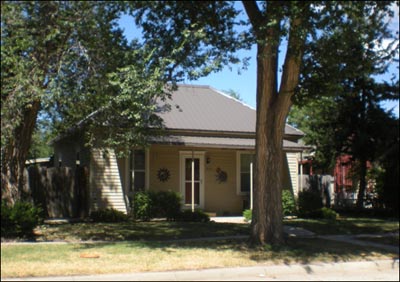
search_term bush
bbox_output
[297,189,323,218]
[90,208,128,222]
[133,191,156,221]
[133,191,182,221]
[320,207,338,220]
[243,209,252,222]
[282,190,297,216]
[152,191,182,220]
[1,200,44,238]
[176,209,210,222]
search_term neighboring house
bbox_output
[53,84,307,216]
[298,154,374,208]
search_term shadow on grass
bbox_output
[35,221,251,242]
[284,217,399,235]
[32,218,398,266]
[71,236,398,266]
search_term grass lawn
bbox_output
[1,216,398,278]
[1,238,397,278]
[283,216,399,235]
[31,221,250,242]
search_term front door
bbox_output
[180,152,204,209]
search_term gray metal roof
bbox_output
[150,135,308,151]
[158,84,304,136]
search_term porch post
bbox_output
[300,152,303,192]
[191,152,195,212]
[250,160,253,210]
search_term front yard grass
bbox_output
[283,216,399,235]
[32,221,250,242]
[1,237,397,278]
[1,216,398,278]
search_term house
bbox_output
[298,154,375,208]
[53,84,307,216]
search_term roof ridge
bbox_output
[176,83,211,89]
[209,86,256,111]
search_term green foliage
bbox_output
[1,200,44,238]
[243,191,297,221]
[28,118,54,159]
[128,1,250,81]
[133,191,155,221]
[152,191,182,221]
[133,191,182,221]
[176,209,210,223]
[243,209,252,222]
[90,208,128,223]
[320,207,338,220]
[297,190,323,218]
[282,190,297,216]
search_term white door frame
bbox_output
[179,151,205,210]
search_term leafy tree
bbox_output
[1,2,167,204]
[290,2,399,209]
[28,117,54,159]
[130,1,397,245]
[288,98,338,173]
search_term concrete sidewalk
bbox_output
[3,259,399,281]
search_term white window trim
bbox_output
[236,151,255,196]
[179,151,205,209]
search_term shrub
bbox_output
[133,191,182,221]
[133,191,155,221]
[90,208,128,222]
[282,190,297,216]
[176,209,210,222]
[152,191,182,220]
[1,200,44,238]
[320,207,338,220]
[297,189,323,218]
[243,209,252,222]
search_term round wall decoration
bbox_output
[157,168,170,182]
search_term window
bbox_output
[237,152,254,194]
[130,150,146,192]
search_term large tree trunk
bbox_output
[251,108,286,245]
[1,101,40,205]
[245,1,306,245]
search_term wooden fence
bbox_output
[27,166,89,218]
[299,174,335,207]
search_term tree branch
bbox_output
[242,1,263,36]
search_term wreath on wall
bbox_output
[157,168,171,182]
[216,167,228,183]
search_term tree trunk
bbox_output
[356,158,367,209]
[251,111,286,245]
[250,41,291,245]
[1,100,41,205]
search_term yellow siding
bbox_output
[286,152,299,197]
[203,149,243,215]
[89,145,300,215]
[90,149,127,213]
[149,146,245,215]
[149,146,181,193]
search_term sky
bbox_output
[118,2,399,116]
